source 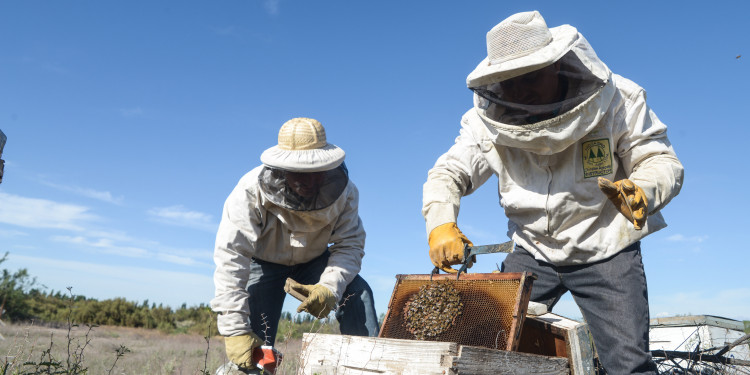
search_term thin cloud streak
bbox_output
[81,229,208,260]
[665,234,708,243]
[0,192,97,230]
[0,192,211,265]
[148,205,217,232]
[51,234,207,267]
[0,228,28,237]
[264,0,280,15]
[40,180,124,205]
[157,253,202,266]
[52,235,151,258]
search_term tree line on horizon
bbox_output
[0,253,326,338]
[6,253,744,337]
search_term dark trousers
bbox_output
[246,250,379,345]
[502,242,657,375]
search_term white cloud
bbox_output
[0,191,210,269]
[0,228,28,237]
[0,192,97,230]
[79,229,211,260]
[85,229,136,243]
[40,180,124,204]
[148,205,217,232]
[666,234,708,243]
[51,235,151,258]
[156,253,203,267]
[263,0,280,15]
[50,234,208,267]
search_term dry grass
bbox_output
[0,322,303,375]
[268,338,304,375]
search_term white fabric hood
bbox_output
[473,35,616,155]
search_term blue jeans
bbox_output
[502,242,656,375]
[246,250,379,345]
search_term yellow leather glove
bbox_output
[287,280,337,318]
[597,177,648,230]
[224,331,263,369]
[428,222,473,273]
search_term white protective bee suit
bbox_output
[423,17,683,267]
[422,11,683,375]
[211,118,375,341]
[211,165,365,335]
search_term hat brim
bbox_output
[467,25,579,88]
[260,143,345,172]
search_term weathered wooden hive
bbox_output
[298,271,596,375]
[379,271,534,351]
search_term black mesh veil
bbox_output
[258,163,349,211]
[472,51,606,125]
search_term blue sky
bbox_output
[1,1,748,322]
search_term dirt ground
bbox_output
[0,322,303,375]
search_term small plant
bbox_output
[200,319,213,375]
[0,287,130,375]
[107,345,130,375]
[260,313,271,345]
[277,293,357,374]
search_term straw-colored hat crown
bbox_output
[487,11,552,64]
[277,118,327,151]
[260,117,345,172]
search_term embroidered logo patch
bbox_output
[582,139,613,178]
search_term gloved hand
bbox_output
[597,177,648,230]
[428,222,473,273]
[287,279,337,318]
[224,331,264,369]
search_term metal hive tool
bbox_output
[379,272,535,352]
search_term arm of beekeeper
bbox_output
[211,179,261,337]
[422,118,495,234]
[615,83,684,215]
[316,182,366,302]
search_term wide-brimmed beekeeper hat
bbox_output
[466,11,579,88]
[260,117,345,172]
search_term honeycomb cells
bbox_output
[380,273,531,351]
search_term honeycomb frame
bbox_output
[379,272,534,352]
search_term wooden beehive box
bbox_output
[296,270,596,375]
[518,312,595,375]
[297,333,569,375]
[296,313,595,375]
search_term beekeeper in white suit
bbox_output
[212,117,378,371]
[423,11,683,374]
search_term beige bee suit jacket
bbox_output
[211,166,365,336]
[423,70,684,266]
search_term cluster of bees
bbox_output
[402,282,464,340]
